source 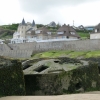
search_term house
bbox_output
[11,20,80,43]
[57,24,80,40]
[48,21,56,27]
[30,24,80,42]
[90,23,100,39]
[0,39,4,44]
[31,27,52,41]
[11,18,37,43]
[85,26,94,31]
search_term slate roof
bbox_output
[22,18,26,25]
[57,24,80,37]
[48,21,56,27]
[32,20,35,27]
[26,28,33,32]
[92,23,100,33]
[36,27,50,35]
[26,30,35,35]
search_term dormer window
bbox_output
[70,32,75,35]
[57,32,64,34]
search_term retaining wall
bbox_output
[0,39,100,58]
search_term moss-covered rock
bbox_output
[0,56,25,96]
[24,58,100,95]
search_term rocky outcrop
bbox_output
[0,56,25,96]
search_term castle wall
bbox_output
[0,39,100,58]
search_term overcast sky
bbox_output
[0,0,100,26]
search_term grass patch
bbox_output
[68,51,89,58]
[85,51,100,58]
[32,50,72,59]
[77,32,90,39]
[31,50,100,59]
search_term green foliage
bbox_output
[36,24,44,28]
[1,24,18,30]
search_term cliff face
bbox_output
[0,56,25,96]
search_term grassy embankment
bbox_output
[0,23,90,39]
[31,50,100,59]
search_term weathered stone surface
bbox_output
[0,56,25,96]
[24,58,100,95]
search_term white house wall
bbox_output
[90,33,100,39]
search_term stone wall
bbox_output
[0,39,100,58]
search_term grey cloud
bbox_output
[18,0,98,14]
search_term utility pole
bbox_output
[73,20,74,26]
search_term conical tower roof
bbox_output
[32,20,35,27]
[22,18,25,25]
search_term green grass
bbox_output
[68,51,88,58]
[0,35,13,39]
[77,32,90,39]
[85,51,100,58]
[31,50,100,59]
[32,50,72,58]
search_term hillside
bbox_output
[0,24,18,39]
[0,23,90,39]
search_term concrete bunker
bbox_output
[34,65,48,72]
[75,82,82,90]
[54,60,60,63]
[23,58,100,95]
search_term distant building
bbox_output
[11,20,80,43]
[48,21,56,27]
[11,18,37,43]
[90,23,100,39]
[31,24,80,42]
[57,24,80,39]
[78,25,86,31]
[0,39,4,44]
[85,26,94,31]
